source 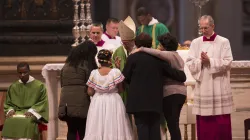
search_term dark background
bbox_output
[0,0,110,56]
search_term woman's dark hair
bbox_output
[135,33,152,48]
[158,33,178,51]
[65,40,98,70]
[97,49,112,65]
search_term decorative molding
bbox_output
[231,61,250,68]
[0,0,74,56]
[0,35,73,44]
[0,56,66,74]
[0,20,72,30]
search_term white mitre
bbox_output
[118,16,136,41]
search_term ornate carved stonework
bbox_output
[0,0,74,56]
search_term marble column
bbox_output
[110,0,126,20]
[46,71,59,140]
[178,0,197,43]
[213,0,246,60]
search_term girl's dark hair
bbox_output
[65,40,98,70]
[158,33,178,51]
[97,49,112,65]
[135,33,152,48]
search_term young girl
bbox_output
[84,49,133,140]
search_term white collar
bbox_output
[148,17,159,25]
[19,76,35,83]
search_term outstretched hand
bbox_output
[114,57,121,69]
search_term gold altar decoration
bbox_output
[72,0,92,47]
[177,43,189,50]
[189,0,210,36]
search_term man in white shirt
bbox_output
[89,23,116,67]
[186,15,234,140]
[101,18,122,50]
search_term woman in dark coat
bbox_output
[58,41,98,140]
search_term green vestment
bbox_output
[137,23,169,49]
[2,80,49,139]
[112,46,128,104]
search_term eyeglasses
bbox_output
[199,26,210,30]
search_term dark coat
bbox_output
[123,52,186,114]
[59,62,90,119]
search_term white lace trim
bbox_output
[231,61,250,68]
[41,63,64,78]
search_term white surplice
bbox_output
[186,35,234,116]
[101,33,121,51]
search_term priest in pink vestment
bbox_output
[186,15,234,140]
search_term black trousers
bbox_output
[66,117,87,140]
[163,94,186,140]
[134,112,161,140]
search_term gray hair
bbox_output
[90,23,104,31]
[199,15,214,25]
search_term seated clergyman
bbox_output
[2,62,49,140]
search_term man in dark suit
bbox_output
[123,33,186,140]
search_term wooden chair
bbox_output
[244,118,250,140]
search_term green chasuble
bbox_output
[2,79,49,139]
[137,23,169,49]
[112,45,128,104]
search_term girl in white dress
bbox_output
[83,49,133,140]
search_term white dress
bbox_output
[84,68,133,140]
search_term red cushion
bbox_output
[0,125,3,131]
[38,123,47,132]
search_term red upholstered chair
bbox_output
[38,123,48,140]
[0,124,3,140]
[244,118,250,140]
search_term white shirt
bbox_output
[101,33,121,52]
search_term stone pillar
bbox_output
[230,62,250,139]
[46,71,59,140]
[214,0,247,60]
[178,0,197,43]
[110,0,126,20]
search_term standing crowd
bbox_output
[1,6,233,140]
